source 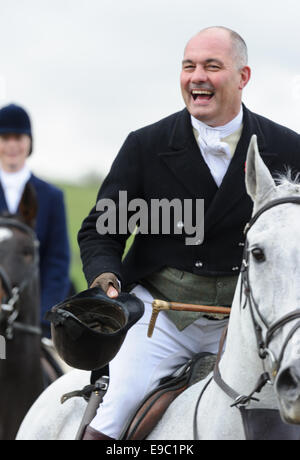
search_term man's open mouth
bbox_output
[191,89,215,101]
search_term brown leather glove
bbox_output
[90,272,120,298]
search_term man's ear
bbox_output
[239,65,251,90]
[245,134,276,203]
[18,182,38,229]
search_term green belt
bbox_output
[139,267,238,331]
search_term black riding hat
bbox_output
[45,287,145,371]
[0,104,33,155]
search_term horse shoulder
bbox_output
[16,370,89,440]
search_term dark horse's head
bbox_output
[0,181,44,441]
[0,181,40,339]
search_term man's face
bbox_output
[180,30,251,127]
[0,134,31,172]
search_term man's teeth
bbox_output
[192,90,214,96]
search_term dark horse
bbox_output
[0,183,63,440]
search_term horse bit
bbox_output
[194,196,300,439]
[0,217,42,340]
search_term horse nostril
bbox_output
[277,366,300,402]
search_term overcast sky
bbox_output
[0,0,299,183]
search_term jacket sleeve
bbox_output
[40,188,71,326]
[78,132,142,287]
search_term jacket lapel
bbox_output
[0,172,34,215]
[158,109,218,211]
[203,105,279,232]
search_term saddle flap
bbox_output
[119,352,216,440]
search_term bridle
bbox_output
[239,196,300,382]
[0,217,42,340]
[194,196,300,439]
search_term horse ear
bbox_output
[245,135,276,204]
[18,182,38,229]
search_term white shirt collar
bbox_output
[0,164,31,189]
[191,105,244,139]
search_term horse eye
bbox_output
[22,247,33,258]
[251,248,266,262]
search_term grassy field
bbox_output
[55,181,134,293]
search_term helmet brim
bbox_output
[45,287,145,370]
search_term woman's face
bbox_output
[0,134,31,171]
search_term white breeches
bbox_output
[90,284,228,439]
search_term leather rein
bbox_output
[0,217,42,340]
[194,196,300,439]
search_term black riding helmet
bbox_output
[45,287,145,371]
[0,104,33,155]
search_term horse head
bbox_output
[245,135,300,424]
[0,181,40,339]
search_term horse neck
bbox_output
[0,278,44,440]
[219,275,276,406]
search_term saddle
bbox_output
[64,352,217,440]
[120,352,216,440]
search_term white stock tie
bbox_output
[191,107,243,187]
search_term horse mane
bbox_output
[274,167,300,188]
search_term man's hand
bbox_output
[90,272,120,298]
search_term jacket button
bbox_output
[232,266,239,271]
[195,261,203,268]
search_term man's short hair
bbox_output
[200,26,248,69]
